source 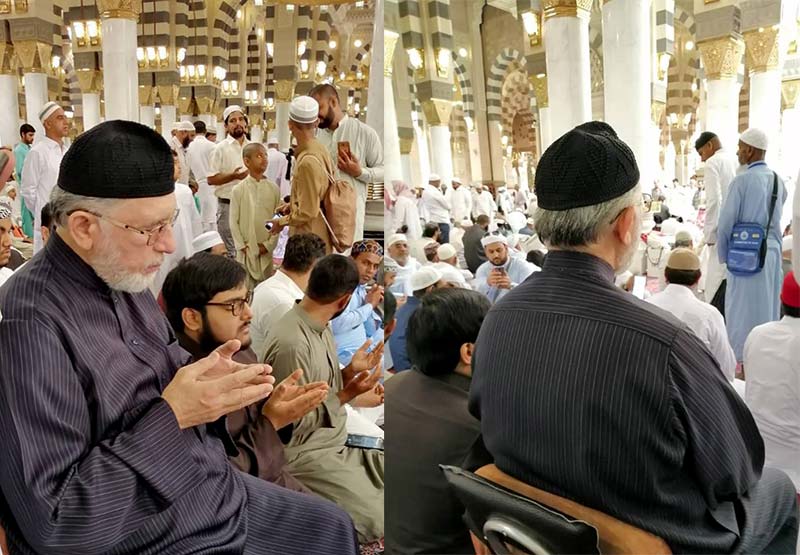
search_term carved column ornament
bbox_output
[421,98,453,126]
[384,30,399,78]
[157,84,179,105]
[399,137,414,154]
[195,96,217,115]
[542,0,592,20]
[14,40,52,73]
[743,27,780,74]
[529,74,548,108]
[76,69,103,94]
[651,100,666,125]
[697,36,744,80]
[98,0,141,20]
[781,79,800,111]
[275,80,294,103]
[138,84,154,105]
[0,43,14,75]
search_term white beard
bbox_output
[90,229,162,293]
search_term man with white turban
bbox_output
[718,128,788,362]
[474,234,538,303]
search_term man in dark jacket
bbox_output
[462,214,490,274]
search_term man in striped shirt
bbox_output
[471,121,798,554]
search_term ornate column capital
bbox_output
[384,30,399,78]
[275,80,294,103]
[399,137,414,154]
[195,96,217,115]
[14,40,51,74]
[697,36,744,81]
[542,0,592,20]
[781,79,800,111]
[743,27,780,74]
[0,43,14,75]
[98,0,141,20]
[157,84,180,105]
[651,100,666,125]
[529,74,548,108]
[138,84,154,105]
[421,98,453,126]
[76,69,103,94]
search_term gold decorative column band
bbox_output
[697,36,745,80]
[195,96,217,115]
[781,79,800,111]
[529,74,548,108]
[651,100,666,125]
[14,40,52,73]
[98,0,141,20]
[275,80,294,103]
[384,30,399,78]
[157,84,179,105]
[0,43,14,75]
[421,98,453,126]
[542,0,592,20]
[743,27,780,74]
[399,137,414,155]
[177,95,192,115]
[76,69,103,94]
[138,84,154,105]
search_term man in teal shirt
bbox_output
[13,123,35,238]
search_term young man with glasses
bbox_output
[162,252,331,492]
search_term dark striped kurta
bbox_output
[0,232,358,554]
[470,250,797,554]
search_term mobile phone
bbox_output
[493,267,507,275]
[345,434,384,451]
[264,213,281,230]
[337,141,351,159]
[632,275,646,299]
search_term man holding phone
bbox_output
[475,234,538,303]
[309,84,383,241]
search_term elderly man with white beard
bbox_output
[0,120,360,555]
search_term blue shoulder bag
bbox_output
[726,171,778,275]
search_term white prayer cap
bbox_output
[383,257,399,273]
[739,128,769,150]
[387,233,408,248]
[177,121,195,131]
[459,219,473,228]
[289,96,319,124]
[0,198,12,220]
[481,234,508,248]
[434,262,467,287]
[192,230,224,254]
[39,101,61,123]
[267,133,279,144]
[428,173,441,182]
[437,243,457,260]
[410,266,442,292]
[452,176,462,184]
[223,105,244,123]
[526,217,535,226]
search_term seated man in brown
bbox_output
[162,252,330,491]
[470,121,799,554]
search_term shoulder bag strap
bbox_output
[300,154,337,242]
[759,172,780,267]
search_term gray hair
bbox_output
[49,186,123,228]
[534,186,642,248]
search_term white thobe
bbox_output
[150,182,201,296]
[421,185,451,225]
[701,148,738,302]
[388,257,422,297]
[445,186,473,223]
[187,136,218,231]
[171,137,190,185]
[316,115,383,241]
[744,316,800,492]
[230,176,280,284]
[21,136,67,253]
[250,270,304,361]
[266,147,289,200]
[474,191,496,220]
[390,196,422,240]
[793,174,799,281]
[646,284,737,381]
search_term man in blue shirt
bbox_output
[387,266,446,372]
[717,128,787,361]
[331,240,384,365]
[475,234,538,303]
[13,123,35,238]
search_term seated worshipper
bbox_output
[387,233,421,297]
[0,199,14,287]
[230,143,281,288]
[423,241,440,264]
[390,180,422,240]
[385,288,491,555]
[475,234,538,303]
[438,243,474,282]
[331,240,384,366]
[382,257,398,292]
[251,233,327,361]
[673,228,694,249]
[388,266,446,373]
[646,248,737,381]
[718,128,788,362]
[261,254,385,545]
[192,229,227,255]
[744,271,800,492]
[0,120,359,555]
[270,97,335,253]
[463,215,490,274]
[470,121,799,555]
[151,148,203,296]
[40,202,53,246]
[519,216,536,236]
[162,252,330,492]
[410,222,440,263]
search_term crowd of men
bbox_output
[0,81,387,554]
[384,122,800,554]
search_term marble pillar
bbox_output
[530,74,551,153]
[82,93,101,130]
[0,74,20,147]
[745,28,782,165]
[160,105,176,142]
[698,36,745,151]
[422,99,454,183]
[251,125,263,143]
[543,0,592,139]
[139,105,155,128]
[488,121,505,181]
[366,0,384,140]
[383,31,402,184]
[180,114,192,122]
[780,79,800,178]
[100,0,140,122]
[216,120,225,140]
[275,103,290,150]
[199,114,215,127]
[603,0,651,190]
[400,138,414,185]
[414,123,431,185]
[23,73,48,140]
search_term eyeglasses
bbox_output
[78,208,180,246]
[206,290,254,316]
